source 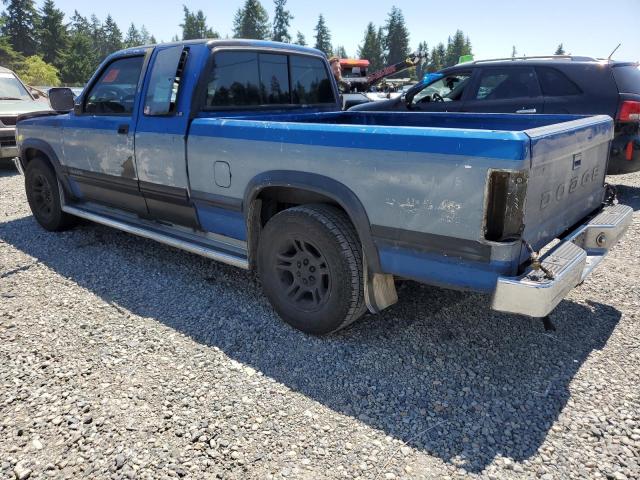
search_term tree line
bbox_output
[0,0,476,87]
[1,0,155,86]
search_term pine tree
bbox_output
[62,11,95,85]
[181,7,218,40]
[444,29,469,67]
[124,23,141,48]
[0,34,24,71]
[415,41,429,79]
[511,45,517,58]
[357,22,384,71]
[149,35,157,44]
[429,43,446,72]
[334,45,347,58]
[37,0,67,70]
[233,0,270,40]
[313,14,331,56]
[555,43,565,55]
[272,0,292,43]
[383,6,409,66]
[294,31,306,46]
[139,25,150,44]
[1,0,39,56]
[102,15,123,55]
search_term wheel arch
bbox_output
[244,170,382,273]
[19,138,76,200]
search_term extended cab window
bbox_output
[290,55,334,105]
[84,56,144,115]
[537,67,581,96]
[475,68,539,100]
[144,47,189,116]
[412,73,471,104]
[206,51,261,107]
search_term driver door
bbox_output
[409,71,474,112]
[62,54,148,215]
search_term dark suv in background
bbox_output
[350,56,640,174]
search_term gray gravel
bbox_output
[1,164,639,480]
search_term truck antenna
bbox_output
[608,43,621,60]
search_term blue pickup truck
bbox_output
[14,40,633,334]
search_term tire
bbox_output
[25,156,77,231]
[258,204,367,335]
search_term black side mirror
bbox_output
[48,87,75,112]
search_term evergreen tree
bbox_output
[429,42,446,72]
[294,31,306,46]
[313,14,331,56]
[149,35,157,44]
[1,0,39,56]
[512,45,517,58]
[0,34,24,70]
[444,29,470,67]
[124,23,141,48]
[102,15,123,55]
[555,43,565,55]
[272,0,292,43]
[62,11,95,85]
[334,45,347,58]
[415,41,429,79]
[357,22,383,71]
[383,6,409,66]
[89,14,108,60]
[181,7,218,40]
[233,0,270,40]
[139,25,150,44]
[37,0,67,69]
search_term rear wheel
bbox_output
[258,204,366,334]
[25,156,77,231]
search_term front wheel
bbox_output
[25,156,77,231]
[258,204,366,335]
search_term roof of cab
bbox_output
[0,66,16,74]
[115,38,326,58]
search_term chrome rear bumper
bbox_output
[491,204,633,318]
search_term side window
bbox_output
[537,67,582,96]
[144,47,189,116]
[412,73,471,104]
[85,56,144,115]
[259,53,290,104]
[474,68,539,100]
[290,55,334,105]
[206,51,261,107]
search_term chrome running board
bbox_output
[62,204,249,270]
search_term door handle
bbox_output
[117,124,129,134]
[516,108,537,114]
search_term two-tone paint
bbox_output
[15,39,617,299]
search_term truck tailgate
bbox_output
[522,115,614,252]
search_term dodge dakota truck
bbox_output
[14,40,633,334]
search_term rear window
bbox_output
[536,67,582,96]
[612,65,640,94]
[290,55,334,105]
[205,51,334,109]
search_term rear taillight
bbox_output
[485,170,528,242]
[618,100,640,122]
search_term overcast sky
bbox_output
[52,0,640,61]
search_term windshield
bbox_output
[412,73,471,104]
[0,72,31,100]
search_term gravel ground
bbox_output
[1,165,639,480]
